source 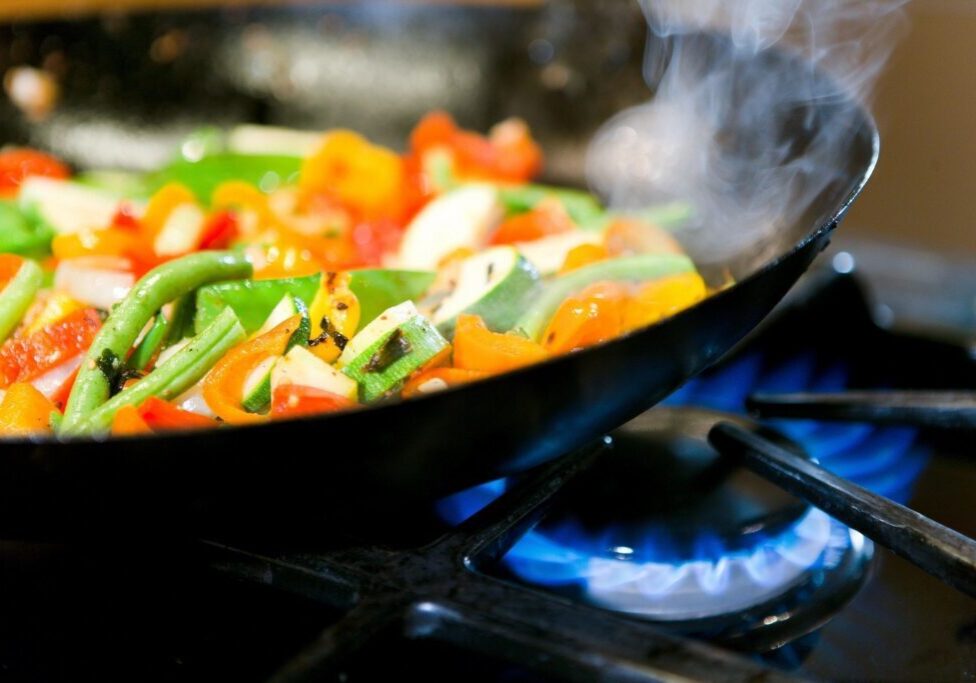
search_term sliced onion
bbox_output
[54,257,135,310]
[30,354,83,399]
[173,382,215,418]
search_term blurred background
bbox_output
[0,0,971,256]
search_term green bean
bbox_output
[64,307,245,436]
[60,251,251,432]
[0,258,42,343]
[127,312,169,372]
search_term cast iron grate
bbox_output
[202,440,795,683]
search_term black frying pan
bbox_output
[0,3,878,538]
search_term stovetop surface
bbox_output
[1,260,975,682]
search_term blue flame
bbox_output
[438,348,928,616]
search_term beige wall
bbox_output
[845,0,976,253]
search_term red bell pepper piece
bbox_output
[271,384,355,419]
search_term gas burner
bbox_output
[440,408,873,648]
[439,339,931,655]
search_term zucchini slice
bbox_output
[241,356,277,414]
[338,301,449,402]
[432,246,540,338]
[271,346,358,402]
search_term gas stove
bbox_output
[1,239,974,682]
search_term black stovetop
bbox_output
[1,255,974,682]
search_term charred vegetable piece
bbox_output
[432,246,540,339]
[338,301,448,402]
[65,307,246,435]
[516,253,696,341]
[194,269,435,335]
[60,250,252,433]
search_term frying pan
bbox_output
[0,3,878,538]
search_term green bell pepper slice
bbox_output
[194,269,436,336]
[149,153,304,204]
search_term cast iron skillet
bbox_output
[0,4,878,537]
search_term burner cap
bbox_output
[549,408,810,561]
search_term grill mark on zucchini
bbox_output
[364,329,412,373]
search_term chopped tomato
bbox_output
[0,148,69,197]
[408,111,543,185]
[136,396,216,431]
[0,307,101,387]
[0,383,57,436]
[110,203,141,231]
[198,210,239,250]
[351,218,404,266]
[271,384,355,419]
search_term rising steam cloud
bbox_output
[586,0,906,263]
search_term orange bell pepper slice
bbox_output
[299,130,404,220]
[142,183,198,240]
[111,404,152,436]
[270,384,355,419]
[541,281,629,355]
[559,243,609,275]
[51,228,157,272]
[211,181,278,226]
[490,200,572,245]
[453,314,547,374]
[202,314,301,425]
[401,367,487,399]
[623,272,707,331]
[0,382,57,436]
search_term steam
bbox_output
[586,0,906,262]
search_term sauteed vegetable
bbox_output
[0,112,708,437]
